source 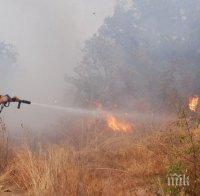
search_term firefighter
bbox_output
[0,94,31,113]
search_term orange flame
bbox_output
[106,114,133,133]
[189,95,199,112]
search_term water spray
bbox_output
[0,95,136,120]
[31,102,139,121]
[31,102,99,116]
[0,94,110,117]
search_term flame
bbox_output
[106,114,133,133]
[189,95,199,112]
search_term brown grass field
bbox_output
[0,114,199,196]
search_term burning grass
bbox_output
[106,114,133,133]
[189,95,199,112]
[0,114,199,195]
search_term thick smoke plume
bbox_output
[0,0,116,130]
[0,0,200,130]
[70,0,200,113]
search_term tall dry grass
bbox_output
[0,115,199,195]
[0,117,12,172]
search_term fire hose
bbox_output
[0,95,31,113]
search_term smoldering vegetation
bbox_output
[0,0,200,195]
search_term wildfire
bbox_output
[106,114,133,133]
[189,95,199,112]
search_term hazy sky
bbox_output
[0,0,116,129]
[0,0,116,101]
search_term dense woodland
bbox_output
[69,0,200,112]
[1,0,200,112]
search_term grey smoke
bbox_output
[0,0,116,130]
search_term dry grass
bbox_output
[0,116,199,195]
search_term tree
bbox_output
[0,42,17,86]
[69,0,200,112]
[68,35,128,108]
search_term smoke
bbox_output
[0,0,116,130]
[1,0,199,131]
